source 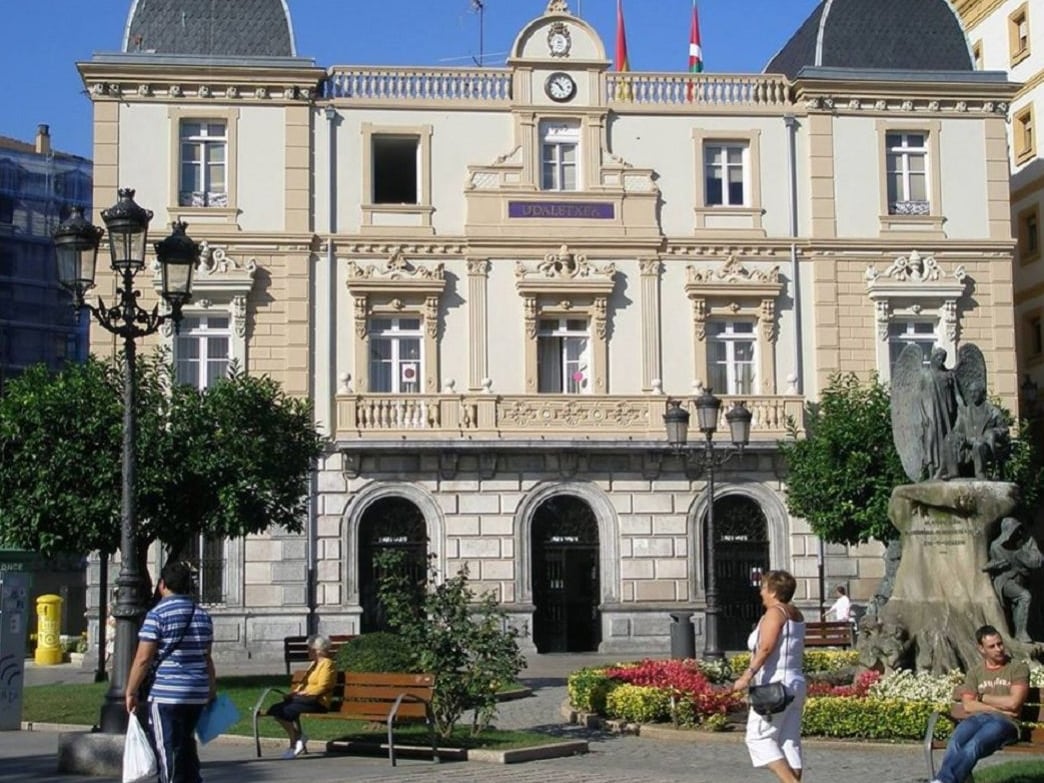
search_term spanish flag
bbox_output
[615,0,630,72]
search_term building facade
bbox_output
[80,0,1018,661]
[0,125,91,391]
[957,0,1044,428]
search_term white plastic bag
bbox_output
[123,713,157,783]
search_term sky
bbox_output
[0,0,821,160]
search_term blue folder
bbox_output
[196,693,240,745]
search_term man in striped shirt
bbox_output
[126,560,216,783]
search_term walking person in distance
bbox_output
[732,569,807,783]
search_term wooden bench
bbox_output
[804,620,855,648]
[924,686,1044,779]
[253,670,438,766]
[282,634,354,675]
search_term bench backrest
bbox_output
[804,620,854,646]
[283,634,355,673]
[333,672,436,722]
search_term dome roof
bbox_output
[766,0,972,78]
[122,0,296,57]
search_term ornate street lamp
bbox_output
[53,188,199,733]
[664,390,751,660]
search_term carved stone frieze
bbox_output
[686,254,780,285]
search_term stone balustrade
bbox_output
[335,394,804,440]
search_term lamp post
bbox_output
[53,189,198,733]
[664,390,751,660]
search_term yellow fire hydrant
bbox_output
[34,594,64,665]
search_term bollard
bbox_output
[34,594,64,665]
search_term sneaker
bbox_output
[280,748,297,760]
[292,736,308,757]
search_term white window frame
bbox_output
[703,142,748,207]
[885,131,929,215]
[536,317,592,394]
[539,121,580,192]
[886,320,937,373]
[707,320,757,395]
[368,316,425,394]
[179,120,228,208]
[175,314,231,390]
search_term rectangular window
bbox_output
[885,132,929,215]
[372,135,419,204]
[369,317,423,393]
[1030,316,1043,357]
[707,321,756,395]
[1010,5,1031,64]
[704,143,748,206]
[887,321,936,371]
[179,120,228,207]
[1015,106,1036,164]
[1020,205,1040,264]
[174,315,231,390]
[540,121,579,191]
[537,317,590,393]
[181,535,226,605]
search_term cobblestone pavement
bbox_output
[12,657,1011,783]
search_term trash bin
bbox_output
[668,611,696,659]
[34,594,64,665]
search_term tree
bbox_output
[778,372,907,545]
[376,552,526,737]
[0,353,324,563]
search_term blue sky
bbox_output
[0,0,820,160]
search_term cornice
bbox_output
[954,0,1007,30]
[796,79,1018,117]
[77,61,324,104]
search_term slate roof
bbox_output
[766,0,973,78]
[122,0,296,57]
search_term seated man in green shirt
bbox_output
[931,625,1029,783]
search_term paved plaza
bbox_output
[3,655,1012,783]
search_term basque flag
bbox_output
[687,0,703,101]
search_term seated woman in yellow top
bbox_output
[266,634,338,759]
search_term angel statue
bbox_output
[890,343,1008,482]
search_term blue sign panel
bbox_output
[508,201,615,219]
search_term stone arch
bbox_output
[512,480,620,606]
[686,479,790,598]
[340,481,445,607]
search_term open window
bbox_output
[361,123,433,235]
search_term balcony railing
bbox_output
[336,394,804,441]
[322,67,793,111]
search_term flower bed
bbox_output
[567,653,970,741]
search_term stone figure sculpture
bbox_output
[983,517,1044,643]
[944,380,1009,480]
[891,342,997,482]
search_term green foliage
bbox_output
[604,684,672,723]
[695,657,733,684]
[728,649,858,674]
[973,759,1044,783]
[376,551,526,738]
[802,696,948,740]
[335,632,415,673]
[0,354,324,562]
[998,418,1044,523]
[778,372,906,544]
[566,667,617,714]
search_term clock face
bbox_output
[545,72,576,102]
[549,32,570,56]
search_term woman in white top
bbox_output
[732,569,807,783]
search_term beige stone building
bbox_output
[79,0,1018,660]
[957,0,1044,425]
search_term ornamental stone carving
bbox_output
[519,245,616,282]
[546,0,569,14]
[687,254,780,285]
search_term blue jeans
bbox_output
[936,712,1018,783]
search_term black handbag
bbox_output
[748,681,793,716]
[748,606,795,716]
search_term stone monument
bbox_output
[862,343,1040,673]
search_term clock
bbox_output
[545,71,577,102]
[548,28,571,57]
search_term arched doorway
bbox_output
[707,495,769,651]
[531,495,601,652]
[358,496,427,633]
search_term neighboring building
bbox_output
[956,0,1044,425]
[0,125,91,390]
[78,0,1018,661]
